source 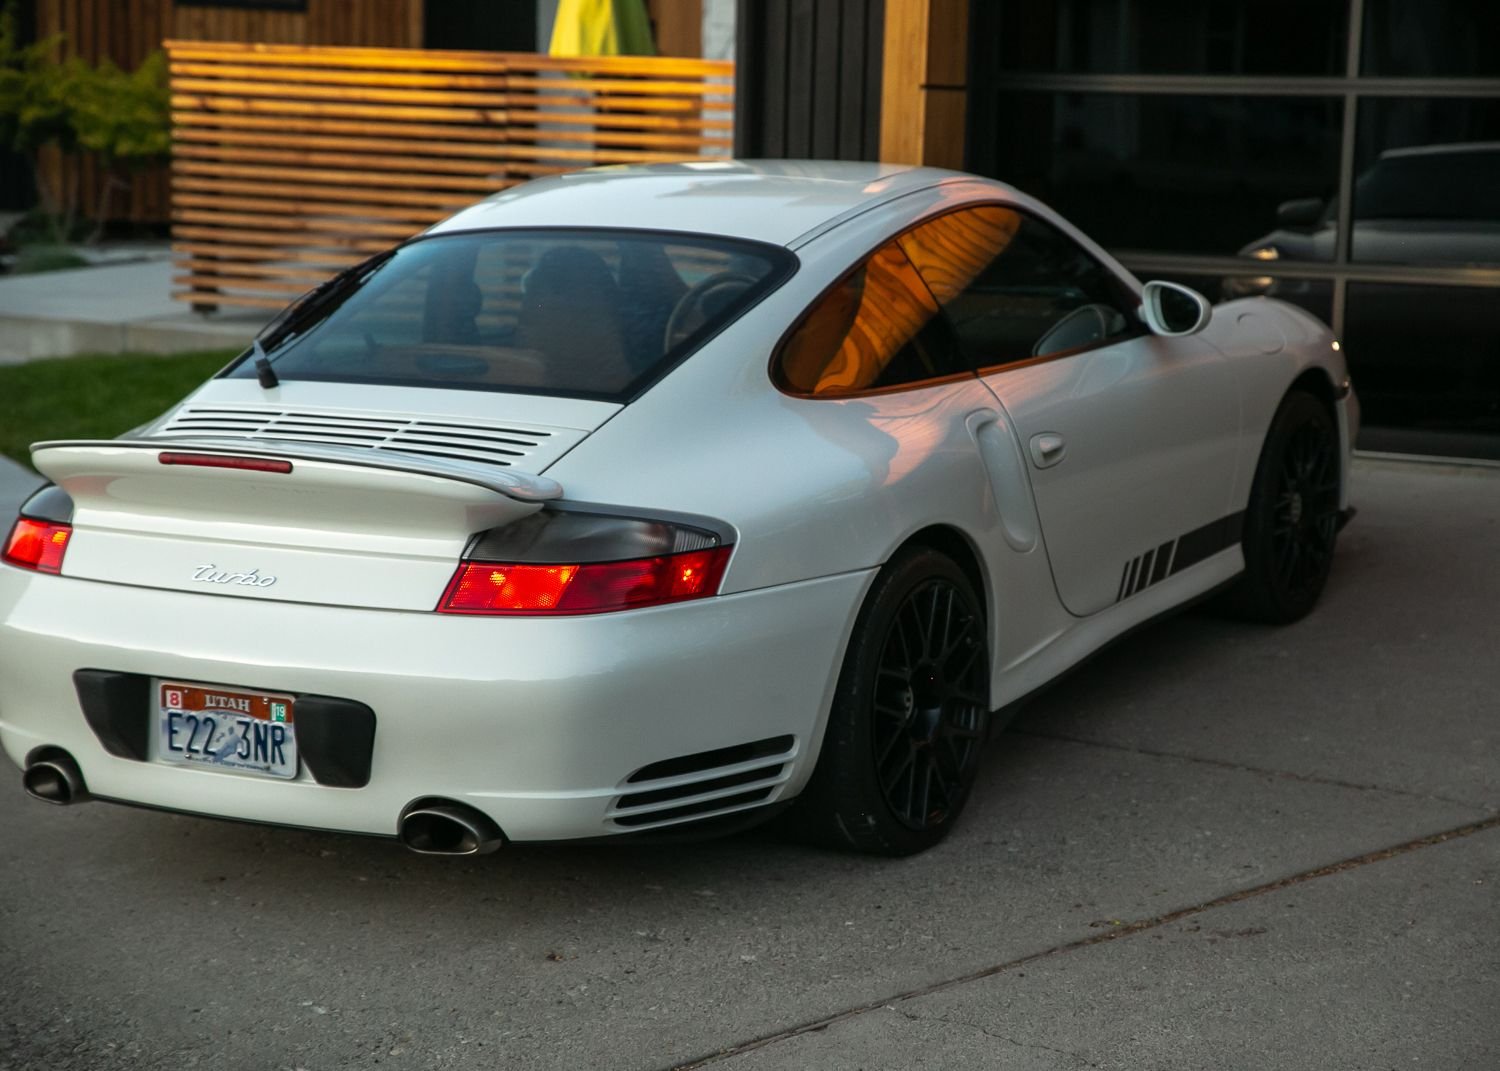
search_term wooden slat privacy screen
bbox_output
[167,41,735,310]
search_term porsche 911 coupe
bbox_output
[0,161,1358,856]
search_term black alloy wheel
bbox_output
[1223,390,1342,623]
[871,577,988,830]
[792,546,991,855]
[1271,416,1340,600]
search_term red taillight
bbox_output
[159,452,293,474]
[2,518,73,574]
[438,547,732,615]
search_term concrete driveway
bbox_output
[0,458,1495,1070]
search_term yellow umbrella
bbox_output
[548,0,656,57]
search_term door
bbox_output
[898,205,1242,616]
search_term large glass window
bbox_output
[984,92,1343,257]
[976,0,1347,76]
[1362,0,1500,78]
[1351,99,1500,268]
[1344,282,1500,456]
[225,230,791,401]
[967,0,1500,458]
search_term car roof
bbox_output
[426,160,981,248]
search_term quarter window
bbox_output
[777,241,964,395]
[904,207,1138,369]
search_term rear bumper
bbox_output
[0,566,871,841]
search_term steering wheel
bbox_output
[663,272,759,352]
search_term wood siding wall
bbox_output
[37,0,423,64]
[646,0,701,58]
[34,0,424,225]
[734,0,885,161]
[168,41,734,309]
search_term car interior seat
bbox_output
[517,246,630,390]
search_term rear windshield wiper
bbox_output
[251,337,278,389]
[254,249,397,357]
[238,249,397,392]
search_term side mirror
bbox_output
[1140,281,1212,337]
[1275,197,1325,229]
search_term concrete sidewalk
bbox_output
[0,257,267,362]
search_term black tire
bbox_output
[791,546,990,856]
[1221,390,1342,623]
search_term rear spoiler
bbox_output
[31,437,563,504]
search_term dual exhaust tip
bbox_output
[22,750,88,806]
[397,800,504,856]
[22,751,500,857]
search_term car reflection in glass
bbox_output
[1228,141,1500,299]
[1226,142,1500,440]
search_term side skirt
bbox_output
[987,571,1244,738]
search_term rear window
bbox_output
[225,230,793,401]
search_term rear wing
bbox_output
[32,437,562,504]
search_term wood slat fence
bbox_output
[167,41,735,310]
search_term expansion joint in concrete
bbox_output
[668,815,1500,1069]
[1010,727,1493,812]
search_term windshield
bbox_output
[225,230,794,402]
[1355,149,1500,223]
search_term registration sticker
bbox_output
[156,681,298,780]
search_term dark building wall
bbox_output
[735,0,885,161]
[425,0,536,51]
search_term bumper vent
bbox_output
[611,735,796,830]
[156,406,553,469]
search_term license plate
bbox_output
[156,681,298,780]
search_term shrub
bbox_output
[0,1,169,242]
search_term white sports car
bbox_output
[0,162,1358,856]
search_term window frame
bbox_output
[770,202,1146,400]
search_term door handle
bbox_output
[1029,433,1066,468]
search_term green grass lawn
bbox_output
[0,350,240,468]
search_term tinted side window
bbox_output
[903,207,1137,369]
[777,240,963,396]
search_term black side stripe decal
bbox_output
[1133,546,1156,596]
[1118,547,1155,603]
[1169,511,1246,576]
[1114,512,1245,604]
[1150,539,1174,584]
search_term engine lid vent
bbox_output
[154,405,579,470]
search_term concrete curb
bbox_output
[0,258,267,362]
[0,313,259,364]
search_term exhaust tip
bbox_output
[23,751,88,806]
[398,801,503,856]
